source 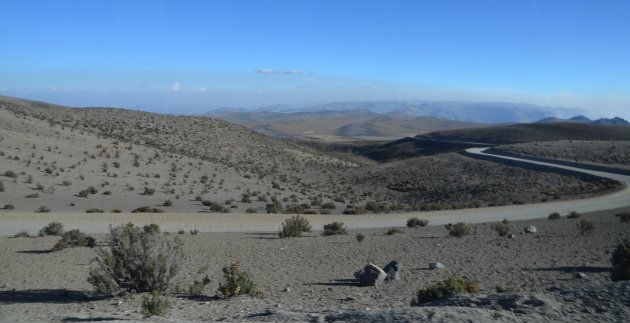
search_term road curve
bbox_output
[1,148,629,235]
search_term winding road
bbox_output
[1,147,629,235]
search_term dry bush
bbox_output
[131,206,164,213]
[407,217,429,228]
[38,221,64,236]
[386,228,405,235]
[218,261,262,298]
[548,212,561,220]
[567,211,581,219]
[356,232,365,242]
[617,212,630,223]
[322,222,347,236]
[88,223,182,295]
[493,219,512,237]
[278,215,311,238]
[445,222,471,238]
[411,277,478,305]
[141,291,170,317]
[52,229,96,251]
[577,219,596,235]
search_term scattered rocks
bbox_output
[429,262,445,270]
[354,263,387,286]
[383,260,401,281]
[575,272,587,279]
[525,225,538,233]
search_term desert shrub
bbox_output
[162,200,173,207]
[88,223,182,295]
[445,222,470,238]
[202,200,229,213]
[304,210,318,214]
[143,187,156,196]
[189,275,210,296]
[407,217,429,228]
[87,186,98,194]
[319,209,331,215]
[493,219,512,237]
[141,291,170,317]
[0,181,4,192]
[611,239,630,282]
[386,228,405,235]
[77,189,90,198]
[411,277,478,305]
[342,207,366,215]
[111,209,122,213]
[131,206,164,213]
[218,261,262,298]
[143,223,161,234]
[617,212,630,223]
[62,180,72,186]
[86,208,105,213]
[4,170,17,178]
[356,232,365,242]
[577,219,596,235]
[365,201,388,213]
[245,207,257,213]
[322,222,347,236]
[265,199,284,214]
[283,203,306,214]
[38,221,64,236]
[321,202,336,210]
[25,193,39,198]
[190,229,199,235]
[567,211,581,219]
[36,206,51,213]
[4,204,15,210]
[52,229,96,251]
[278,215,311,238]
[548,212,561,220]
[495,285,520,293]
[13,230,30,238]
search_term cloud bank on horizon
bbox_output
[0,0,628,118]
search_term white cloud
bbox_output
[284,69,302,75]
[198,86,207,92]
[172,82,181,91]
[256,68,277,74]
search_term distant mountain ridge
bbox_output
[536,115,629,126]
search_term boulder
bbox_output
[383,261,401,281]
[354,263,387,286]
[525,225,537,233]
[429,262,445,270]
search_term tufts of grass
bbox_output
[411,277,478,305]
[322,222,348,236]
[218,261,262,298]
[407,217,429,228]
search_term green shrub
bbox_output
[38,222,64,236]
[131,206,164,213]
[322,222,347,236]
[356,232,365,243]
[386,228,405,235]
[567,211,581,219]
[577,219,596,235]
[218,261,262,298]
[411,277,478,305]
[87,223,182,295]
[611,239,630,282]
[407,217,429,228]
[493,219,512,237]
[141,291,170,317]
[617,212,630,223]
[548,212,561,220]
[278,215,311,238]
[52,229,96,251]
[86,208,104,213]
[445,222,471,238]
[143,223,161,234]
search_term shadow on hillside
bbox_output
[0,289,109,304]
[525,266,610,273]
[305,279,360,287]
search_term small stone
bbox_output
[429,262,445,269]
[284,287,291,292]
[575,272,587,279]
[354,263,387,286]
[383,260,401,281]
[507,233,516,239]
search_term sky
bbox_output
[1,0,629,117]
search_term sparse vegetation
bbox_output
[386,228,405,235]
[36,205,51,213]
[38,221,64,236]
[88,223,182,295]
[218,261,262,298]
[13,231,30,238]
[577,219,596,235]
[407,217,429,228]
[86,208,105,213]
[52,229,96,251]
[411,277,478,305]
[611,239,630,282]
[278,215,311,238]
[493,219,512,237]
[131,206,164,213]
[322,222,347,236]
[445,222,471,238]
[143,223,161,234]
[617,212,630,223]
[548,212,561,220]
[141,291,170,317]
[567,211,581,219]
[356,232,365,242]
[4,204,15,210]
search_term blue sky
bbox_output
[1,0,629,117]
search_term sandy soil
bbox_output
[1,207,629,322]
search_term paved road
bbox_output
[1,148,628,235]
